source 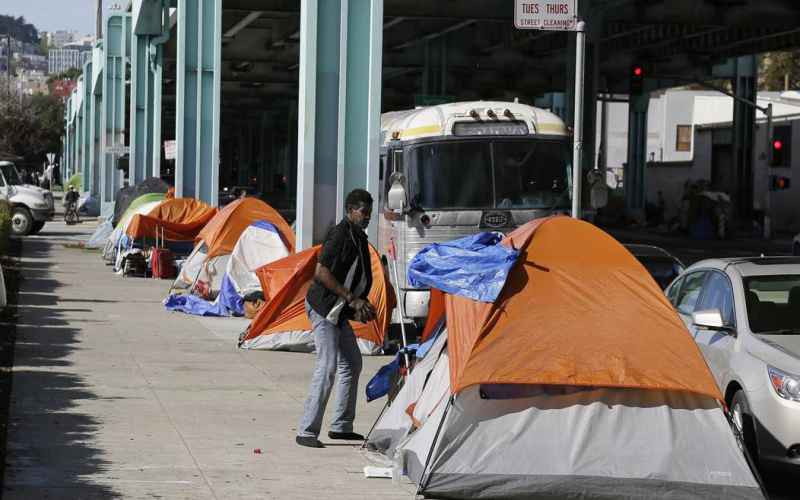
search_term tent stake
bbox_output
[361,399,390,449]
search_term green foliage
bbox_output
[759,52,800,91]
[66,174,82,190]
[0,200,11,257]
[0,94,64,165]
[0,14,39,44]
[46,67,83,84]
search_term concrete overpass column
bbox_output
[296,0,383,248]
[89,47,104,198]
[82,64,93,193]
[100,12,132,210]
[296,0,343,249]
[337,0,383,244]
[175,0,222,205]
[733,55,757,219]
[625,92,649,216]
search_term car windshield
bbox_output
[0,164,22,185]
[406,138,571,210]
[744,275,800,334]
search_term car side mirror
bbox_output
[387,174,406,213]
[692,309,736,335]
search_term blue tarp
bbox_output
[164,274,244,317]
[407,232,520,303]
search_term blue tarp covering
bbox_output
[164,274,244,317]
[407,232,520,303]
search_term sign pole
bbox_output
[571,19,586,219]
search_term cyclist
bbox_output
[64,186,80,224]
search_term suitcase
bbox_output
[151,247,177,279]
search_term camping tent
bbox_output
[112,177,170,226]
[366,217,763,499]
[83,218,114,249]
[164,221,291,316]
[171,198,294,295]
[102,192,166,262]
[125,197,217,242]
[238,244,394,355]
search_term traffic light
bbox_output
[770,175,791,191]
[630,64,645,94]
[770,126,791,167]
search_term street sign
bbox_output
[514,1,578,31]
[164,140,176,160]
[105,144,130,155]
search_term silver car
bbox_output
[666,257,800,473]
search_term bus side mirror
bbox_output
[388,181,406,213]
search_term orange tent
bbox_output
[443,216,722,402]
[198,198,295,258]
[240,245,395,353]
[126,198,217,241]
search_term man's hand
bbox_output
[350,298,376,322]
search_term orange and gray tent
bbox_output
[367,217,763,499]
[171,198,295,295]
[125,198,217,242]
[239,245,395,355]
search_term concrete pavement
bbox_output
[3,219,413,499]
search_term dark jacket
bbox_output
[306,218,373,324]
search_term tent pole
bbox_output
[361,399,390,449]
[416,395,454,495]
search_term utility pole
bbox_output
[96,0,103,39]
[5,34,11,97]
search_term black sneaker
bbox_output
[327,431,365,441]
[295,436,324,448]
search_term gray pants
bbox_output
[297,301,363,438]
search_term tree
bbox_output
[759,51,800,91]
[45,67,83,84]
[0,94,64,165]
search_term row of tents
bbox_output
[83,178,395,355]
[81,179,765,498]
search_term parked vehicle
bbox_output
[625,244,685,289]
[666,256,800,473]
[378,101,589,324]
[0,161,54,235]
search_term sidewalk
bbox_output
[3,220,413,499]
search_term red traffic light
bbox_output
[777,177,787,189]
[633,66,643,77]
[773,139,783,150]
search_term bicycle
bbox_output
[64,201,80,225]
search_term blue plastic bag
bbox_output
[407,232,519,303]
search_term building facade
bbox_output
[48,48,91,75]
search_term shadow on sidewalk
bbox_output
[2,235,120,499]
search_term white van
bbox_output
[0,161,55,235]
[378,101,572,322]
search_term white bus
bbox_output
[378,100,573,323]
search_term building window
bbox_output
[676,125,692,152]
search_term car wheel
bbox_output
[30,221,45,234]
[731,390,759,463]
[11,207,33,236]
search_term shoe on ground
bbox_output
[327,431,365,441]
[296,435,324,448]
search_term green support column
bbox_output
[131,0,169,183]
[75,84,83,187]
[89,45,104,198]
[100,12,132,210]
[175,0,222,205]
[81,62,93,193]
[337,0,383,244]
[625,92,649,215]
[297,0,382,248]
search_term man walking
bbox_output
[296,189,376,448]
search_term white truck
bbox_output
[0,161,55,235]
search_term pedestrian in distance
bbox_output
[296,188,376,449]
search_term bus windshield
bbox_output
[406,138,571,210]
